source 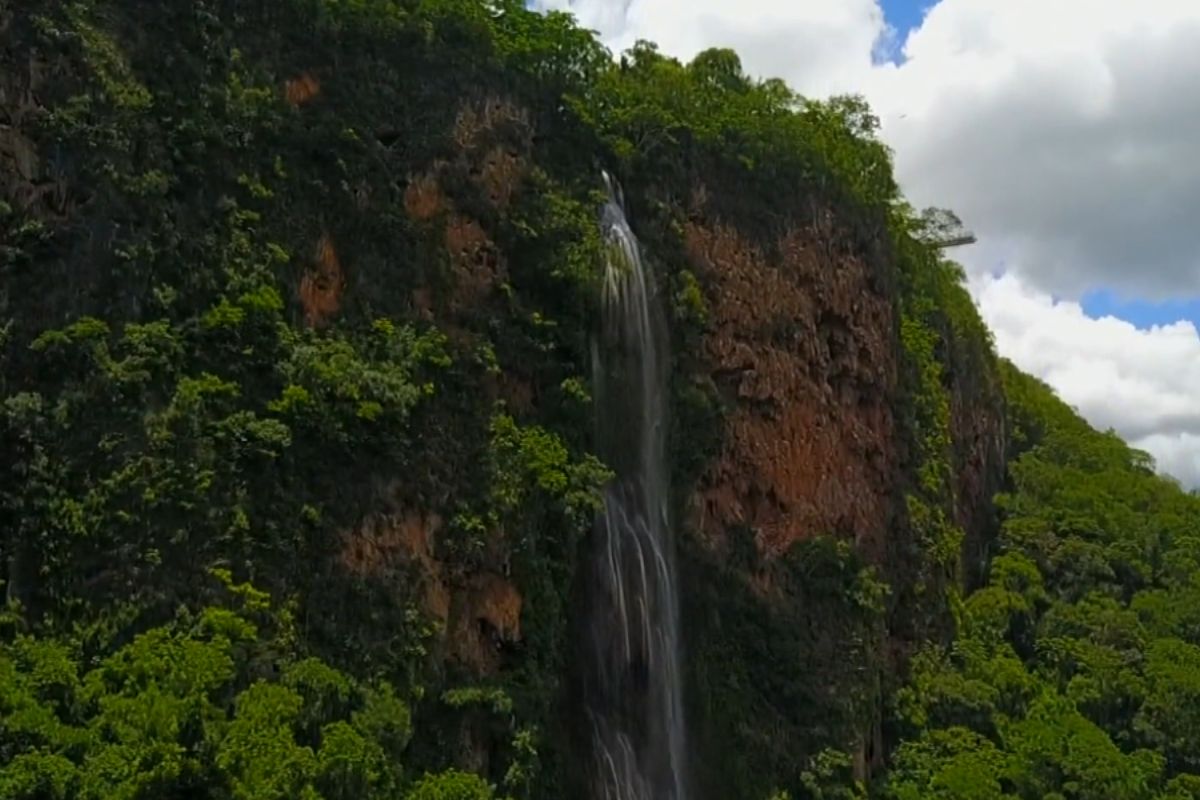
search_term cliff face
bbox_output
[651,186,1007,796]
[0,3,1007,797]
[686,215,899,561]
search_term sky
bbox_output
[531,0,1200,487]
[875,0,927,62]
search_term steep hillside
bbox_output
[10,2,1180,799]
[879,363,1200,800]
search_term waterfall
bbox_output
[583,172,688,800]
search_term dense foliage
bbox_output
[4,0,1193,798]
[881,363,1200,799]
[0,571,489,799]
[2,0,617,795]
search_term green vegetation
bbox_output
[0,570,489,799]
[881,363,1200,799]
[3,0,1195,798]
[2,1,616,794]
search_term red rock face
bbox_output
[685,217,899,562]
[338,509,523,675]
[299,233,345,327]
[330,95,536,678]
[284,72,321,107]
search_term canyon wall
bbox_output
[0,3,1006,797]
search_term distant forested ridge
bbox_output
[3,1,1199,798]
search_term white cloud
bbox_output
[534,0,890,97]
[973,271,1200,487]
[537,0,1200,484]
[876,0,1200,299]
[882,1,1200,486]
[1132,433,1200,491]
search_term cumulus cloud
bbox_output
[877,0,1200,299]
[535,0,1200,484]
[881,1,1200,484]
[973,271,1200,487]
[1133,434,1200,491]
[533,0,890,97]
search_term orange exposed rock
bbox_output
[455,98,531,210]
[445,215,505,313]
[284,72,320,106]
[338,507,522,675]
[404,170,446,221]
[687,219,898,561]
[405,100,530,223]
[453,97,532,152]
[405,98,531,223]
[448,572,523,673]
[339,511,451,623]
[298,233,345,327]
[478,146,522,210]
[400,97,531,328]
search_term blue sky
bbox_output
[879,0,926,54]
[1081,291,1200,330]
[881,0,928,35]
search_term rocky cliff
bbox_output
[0,3,1006,797]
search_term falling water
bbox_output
[582,172,688,800]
